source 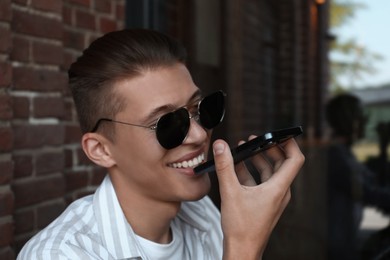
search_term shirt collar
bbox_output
[93,175,212,259]
[177,199,211,232]
[93,175,143,259]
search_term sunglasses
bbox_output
[91,90,226,149]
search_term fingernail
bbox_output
[213,142,225,155]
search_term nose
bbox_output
[182,116,208,146]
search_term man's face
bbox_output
[108,63,212,202]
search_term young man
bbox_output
[18,29,305,259]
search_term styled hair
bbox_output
[68,29,187,139]
[325,94,363,137]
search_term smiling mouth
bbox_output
[169,153,205,169]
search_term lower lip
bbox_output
[171,166,204,177]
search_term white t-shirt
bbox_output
[136,220,189,260]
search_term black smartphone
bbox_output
[194,126,303,175]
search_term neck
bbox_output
[109,173,181,244]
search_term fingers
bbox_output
[212,140,240,197]
[246,136,304,187]
[267,138,305,188]
[246,135,273,182]
[213,137,305,196]
[235,140,257,186]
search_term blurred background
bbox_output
[0,0,389,259]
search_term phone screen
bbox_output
[194,126,303,175]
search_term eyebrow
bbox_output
[143,89,202,124]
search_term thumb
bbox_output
[213,140,239,196]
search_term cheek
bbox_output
[113,129,164,165]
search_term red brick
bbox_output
[31,0,62,13]
[13,124,64,149]
[68,0,91,7]
[87,34,100,45]
[64,148,73,167]
[99,17,117,33]
[0,127,13,152]
[63,29,85,50]
[63,99,75,121]
[12,96,30,119]
[36,151,64,175]
[65,124,81,143]
[12,9,62,40]
[14,236,29,255]
[0,0,11,22]
[37,201,65,228]
[115,3,125,21]
[0,190,14,217]
[75,9,95,30]
[13,154,33,179]
[0,62,12,87]
[91,167,106,185]
[14,209,34,234]
[95,0,112,14]
[0,26,11,53]
[77,147,90,165]
[65,170,88,191]
[32,41,63,65]
[0,160,13,184]
[13,0,28,5]
[13,67,67,92]
[74,189,94,200]
[0,246,15,260]
[63,50,78,72]
[13,175,65,208]
[63,5,72,25]
[33,96,65,118]
[10,36,30,62]
[0,221,13,247]
[0,94,12,119]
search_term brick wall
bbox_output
[0,0,329,259]
[0,0,16,258]
[221,0,330,258]
[224,0,329,143]
[0,0,125,258]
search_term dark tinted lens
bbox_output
[156,108,190,149]
[199,91,225,129]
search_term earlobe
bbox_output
[82,133,116,168]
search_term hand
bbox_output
[213,137,305,260]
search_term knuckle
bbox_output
[294,152,305,166]
[215,158,232,173]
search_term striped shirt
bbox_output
[17,175,223,260]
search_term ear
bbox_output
[81,133,116,168]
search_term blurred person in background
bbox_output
[325,94,390,260]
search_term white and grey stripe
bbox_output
[17,175,223,260]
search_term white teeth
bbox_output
[171,154,205,169]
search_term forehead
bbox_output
[113,64,200,119]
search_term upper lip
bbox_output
[170,148,205,164]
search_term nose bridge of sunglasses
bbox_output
[185,114,209,144]
[188,110,200,122]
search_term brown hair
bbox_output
[68,29,187,140]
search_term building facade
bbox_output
[0,0,330,259]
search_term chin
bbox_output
[184,192,209,202]
[182,178,211,201]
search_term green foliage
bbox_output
[330,0,365,28]
[329,0,383,92]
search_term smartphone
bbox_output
[194,126,303,175]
